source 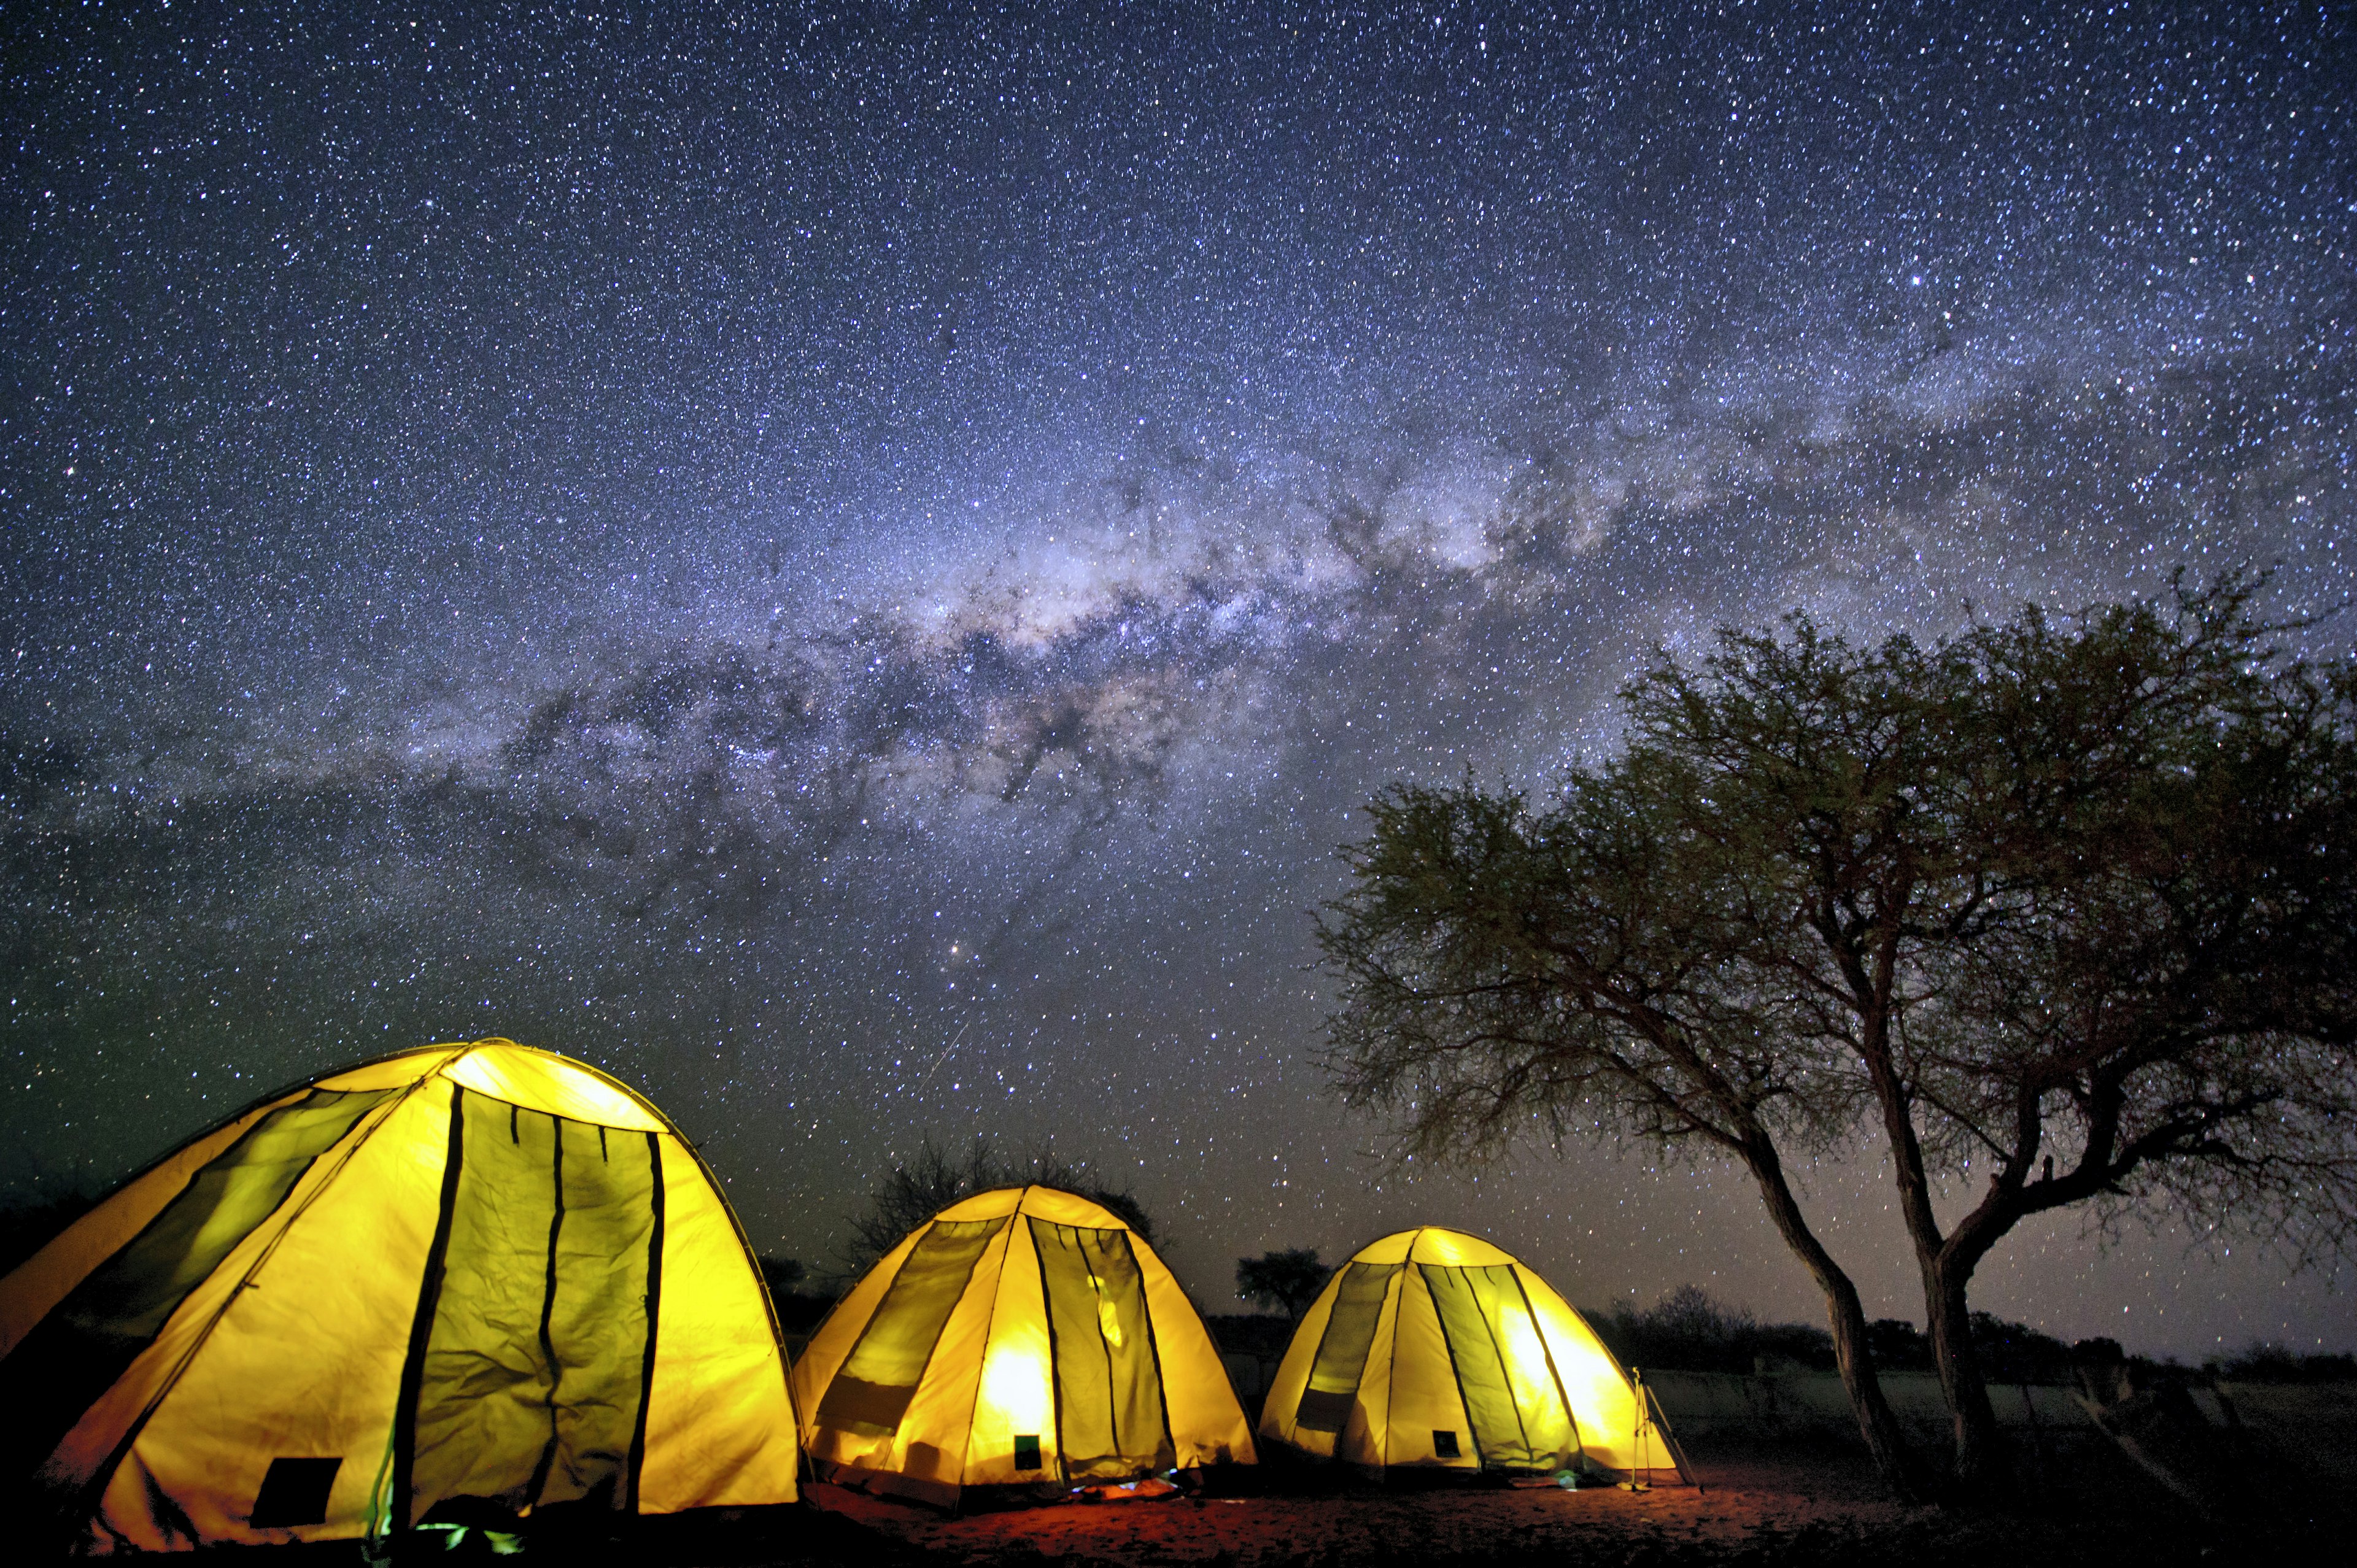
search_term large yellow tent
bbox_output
[792,1184,1254,1505]
[0,1040,799,1552]
[1258,1227,1676,1479]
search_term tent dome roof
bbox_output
[310,1037,668,1130]
[1344,1226,1522,1269]
[931,1183,1137,1231]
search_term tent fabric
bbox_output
[792,1185,1253,1505]
[0,1040,798,1552]
[1258,1227,1657,1477]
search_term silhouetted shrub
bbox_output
[1585,1284,1835,1375]
[756,1255,836,1334]
[1204,1314,1296,1358]
[1236,1247,1333,1320]
[1970,1311,2078,1385]
[1868,1317,1933,1371]
[2212,1342,2357,1383]
[837,1135,1155,1281]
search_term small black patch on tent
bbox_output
[251,1456,341,1527]
[1013,1434,1042,1471]
[1431,1429,1461,1459]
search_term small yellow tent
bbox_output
[0,1040,799,1552]
[1258,1227,1670,1478]
[792,1185,1254,1505]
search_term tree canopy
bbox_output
[1319,573,2357,1497]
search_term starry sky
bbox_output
[5,2,2352,1356]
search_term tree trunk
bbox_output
[1824,1267,1924,1500]
[1742,1138,1924,1501]
[1924,1259,2007,1493]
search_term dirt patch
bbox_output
[77,1425,2355,1566]
[764,1432,2349,1568]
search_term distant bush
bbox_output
[1868,1317,1933,1371]
[1236,1248,1333,1321]
[1584,1288,2078,1383]
[837,1135,1155,1281]
[1584,1284,1835,1375]
[1203,1313,1296,1358]
[2212,1343,2357,1383]
[1970,1311,2078,1385]
[756,1255,835,1335]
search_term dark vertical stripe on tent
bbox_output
[623,1130,664,1515]
[1029,1216,1068,1481]
[1134,1244,1179,1463]
[390,1086,468,1532]
[522,1118,568,1509]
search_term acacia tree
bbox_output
[1320,575,2357,1500]
[1873,584,2357,1485]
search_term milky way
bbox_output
[5,4,2352,1352]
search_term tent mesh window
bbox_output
[1418,1264,1573,1470]
[817,1218,1008,1439]
[1028,1219,1172,1480]
[1294,1261,1399,1434]
[403,1090,663,1523]
[0,1087,395,1486]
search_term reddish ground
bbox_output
[619,1429,2351,1568]
[99,1417,2357,1566]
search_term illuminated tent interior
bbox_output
[792,1184,1255,1505]
[1258,1226,1686,1480]
[0,1039,799,1552]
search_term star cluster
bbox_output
[4,3,2351,1351]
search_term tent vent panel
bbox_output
[1295,1262,1398,1434]
[1029,1219,1172,1479]
[0,1087,393,1485]
[1420,1264,1573,1470]
[817,1218,1007,1439]
[403,1089,660,1523]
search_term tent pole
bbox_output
[1619,1368,1651,1493]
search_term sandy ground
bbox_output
[63,1411,2357,1565]
[604,1426,2353,1568]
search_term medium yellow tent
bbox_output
[792,1184,1254,1505]
[1258,1227,1672,1478]
[0,1040,799,1552]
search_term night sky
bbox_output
[5,3,2352,1356]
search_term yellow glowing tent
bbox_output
[0,1040,799,1552]
[792,1184,1255,1505]
[1258,1227,1680,1480]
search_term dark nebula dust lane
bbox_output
[4,4,2351,1351]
